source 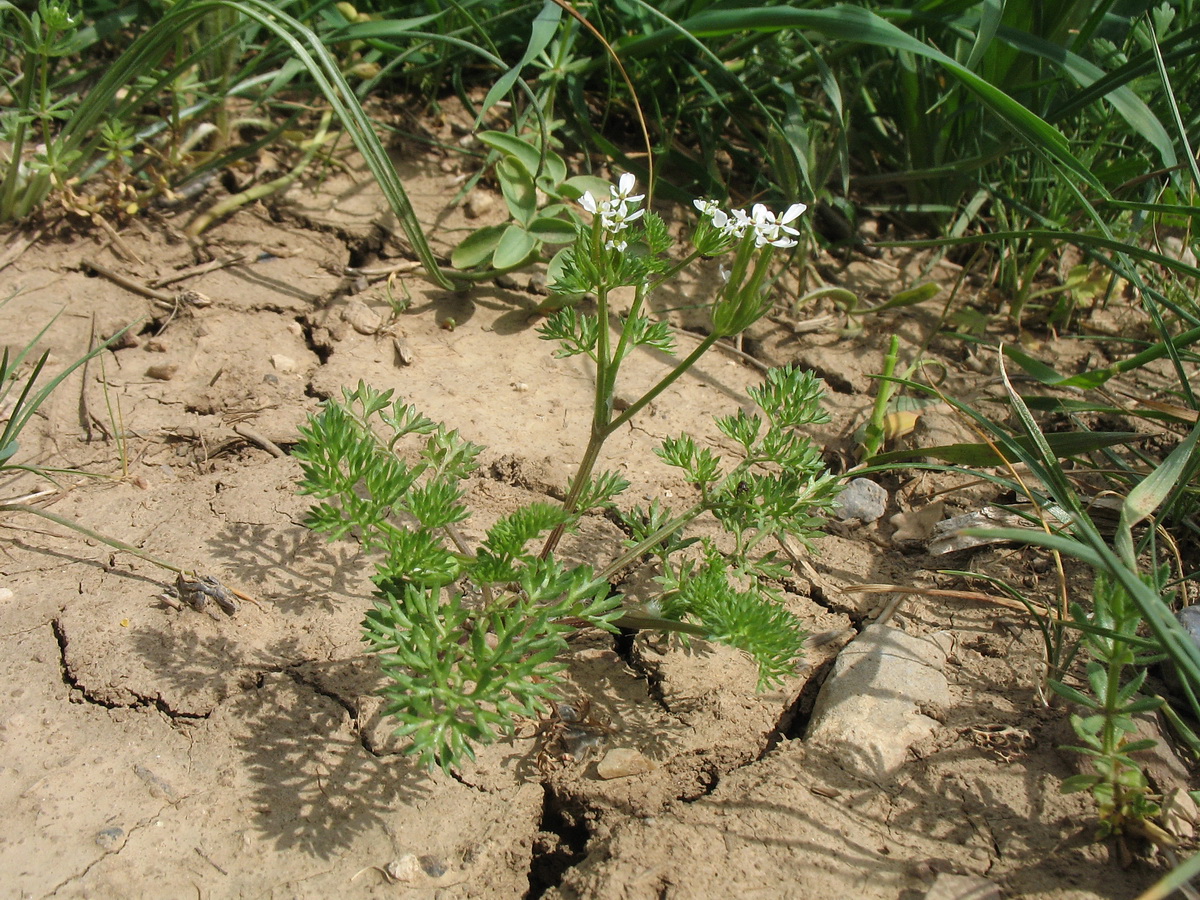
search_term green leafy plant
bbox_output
[295,175,842,769]
[1052,570,1167,842]
[450,130,607,273]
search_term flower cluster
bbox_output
[693,199,807,249]
[580,173,645,251]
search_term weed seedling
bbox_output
[295,177,842,769]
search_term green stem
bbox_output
[186,109,332,235]
[608,330,723,432]
[1,503,186,575]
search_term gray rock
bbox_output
[834,478,888,523]
[805,624,951,781]
[94,827,124,851]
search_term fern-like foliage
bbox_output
[295,387,621,770]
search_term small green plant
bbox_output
[1052,570,1166,841]
[0,298,122,481]
[451,130,607,274]
[295,176,842,769]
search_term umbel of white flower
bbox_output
[580,175,807,253]
[580,173,646,251]
[694,198,808,249]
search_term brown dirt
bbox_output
[0,132,1194,899]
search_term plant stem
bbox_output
[1,503,185,574]
[540,321,724,559]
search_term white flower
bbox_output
[602,201,644,233]
[695,197,807,247]
[610,173,644,206]
[729,207,753,238]
[748,201,807,248]
[580,174,645,247]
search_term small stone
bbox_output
[0,587,13,602]
[95,827,125,851]
[385,854,423,883]
[596,748,655,780]
[393,337,414,367]
[418,855,447,877]
[464,191,496,219]
[835,478,888,522]
[145,363,178,381]
[104,326,139,350]
[270,354,296,373]
[806,624,951,782]
[342,299,381,335]
[495,273,520,290]
[144,338,168,353]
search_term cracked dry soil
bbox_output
[0,135,1186,899]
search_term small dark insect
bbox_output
[526,698,617,772]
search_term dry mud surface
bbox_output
[0,141,1193,899]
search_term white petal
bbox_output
[779,202,808,224]
[616,173,637,197]
[580,192,598,213]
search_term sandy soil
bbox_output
[0,121,1194,899]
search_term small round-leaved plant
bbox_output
[294,175,843,769]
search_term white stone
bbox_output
[805,624,951,781]
[271,354,297,373]
[596,748,655,780]
[924,873,1000,900]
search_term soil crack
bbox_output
[45,802,172,898]
[525,783,590,900]
[51,618,212,721]
[283,665,381,759]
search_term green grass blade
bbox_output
[616,5,1105,194]
[870,431,1147,467]
[994,23,1176,169]
[33,0,453,288]
[1115,419,1200,566]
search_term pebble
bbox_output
[464,191,496,219]
[384,853,451,883]
[341,299,382,335]
[145,363,178,381]
[385,854,423,882]
[419,855,447,877]
[596,748,655,780]
[95,826,125,851]
[834,477,888,523]
[270,354,296,373]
